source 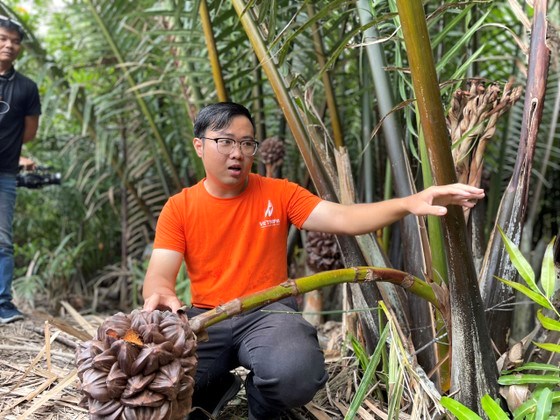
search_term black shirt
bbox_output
[0,68,41,173]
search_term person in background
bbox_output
[142,102,485,419]
[0,15,41,324]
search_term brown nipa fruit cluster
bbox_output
[259,136,285,178]
[75,309,197,420]
[305,231,344,273]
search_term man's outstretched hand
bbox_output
[406,183,485,217]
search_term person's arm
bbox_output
[22,115,40,143]
[302,183,485,235]
[142,248,184,312]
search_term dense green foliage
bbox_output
[1,0,559,415]
[4,0,557,307]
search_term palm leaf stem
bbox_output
[307,3,344,149]
[420,128,451,392]
[361,63,374,204]
[200,0,228,102]
[251,57,267,142]
[522,76,560,253]
[419,132,446,287]
[188,266,439,333]
[382,162,392,252]
[395,0,499,410]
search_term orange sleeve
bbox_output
[286,183,322,229]
[153,193,187,254]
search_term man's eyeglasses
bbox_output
[201,137,259,156]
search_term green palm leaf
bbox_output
[496,277,551,309]
[497,225,537,290]
[440,396,482,419]
[480,394,509,420]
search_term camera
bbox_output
[16,166,62,189]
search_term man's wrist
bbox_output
[399,196,413,216]
[144,289,176,300]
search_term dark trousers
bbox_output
[187,297,328,419]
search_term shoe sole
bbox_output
[0,314,24,324]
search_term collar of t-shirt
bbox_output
[0,67,16,80]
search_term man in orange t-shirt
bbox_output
[153,174,321,308]
[142,102,485,419]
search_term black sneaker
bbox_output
[0,301,24,324]
[187,373,243,419]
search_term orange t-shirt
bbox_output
[153,173,322,308]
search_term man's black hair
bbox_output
[194,102,255,138]
[0,16,25,41]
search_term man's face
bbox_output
[193,115,255,197]
[0,27,22,66]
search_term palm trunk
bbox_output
[395,0,499,410]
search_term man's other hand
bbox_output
[143,292,183,313]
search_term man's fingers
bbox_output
[461,199,478,208]
[143,294,159,311]
[451,185,485,199]
[168,302,183,313]
[431,184,485,207]
[143,293,183,313]
[434,206,447,215]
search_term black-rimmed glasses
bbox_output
[201,137,259,156]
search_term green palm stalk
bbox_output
[307,3,344,149]
[200,0,229,102]
[188,266,439,333]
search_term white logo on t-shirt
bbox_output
[260,200,280,228]
[264,200,274,217]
